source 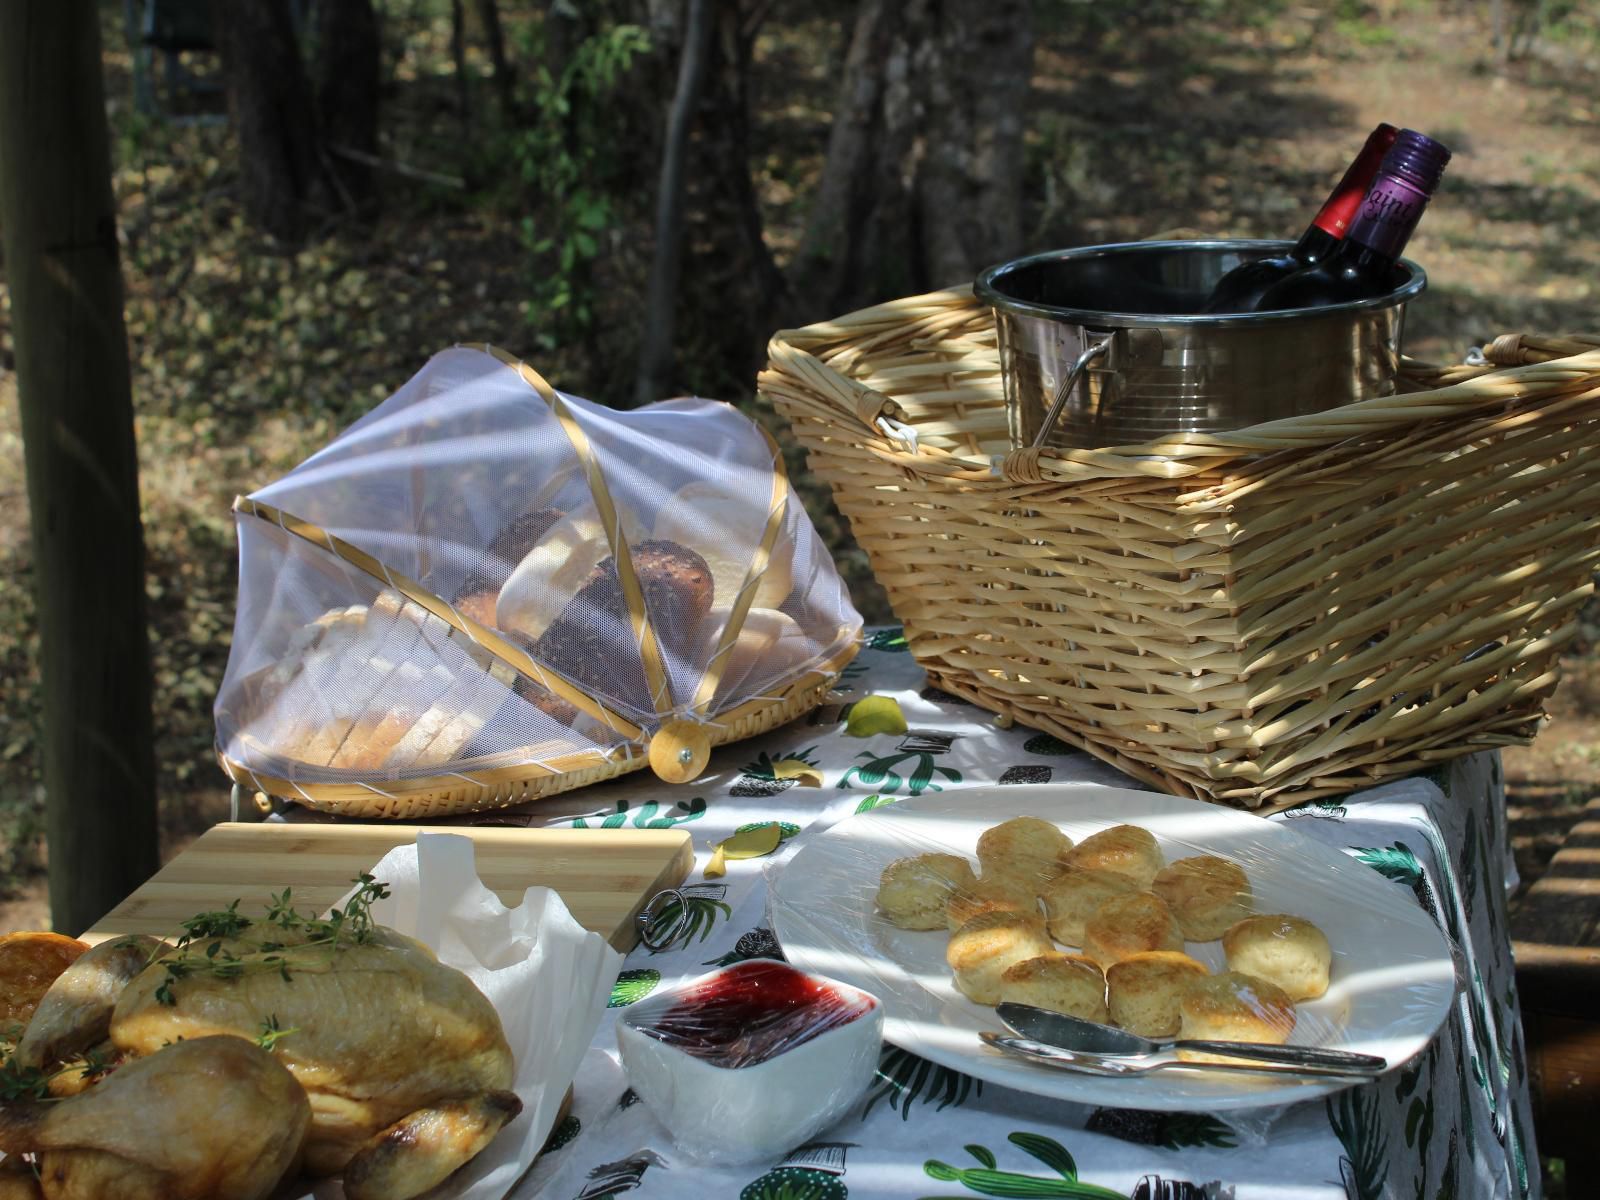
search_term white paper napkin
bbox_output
[295,831,622,1200]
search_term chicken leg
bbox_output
[341,1090,522,1200]
[0,1036,308,1200]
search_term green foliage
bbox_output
[863,1047,981,1121]
[507,21,652,348]
[921,1131,1125,1199]
[571,796,706,829]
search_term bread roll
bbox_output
[1177,971,1296,1062]
[1105,950,1210,1038]
[495,514,609,643]
[653,480,794,611]
[947,911,1054,1005]
[698,607,806,701]
[1063,824,1164,888]
[1152,855,1253,941]
[1223,913,1332,1001]
[1041,869,1140,945]
[1081,891,1183,968]
[976,817,1074,893]
[999,953,1108,1024]
[534,540,715,708]
[877,854,978,930]
[946,875,1040,931]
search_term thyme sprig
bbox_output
[0,1048,114,1103]
[153,874,392,1007]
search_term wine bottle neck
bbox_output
[1309,127,1396,240]
[1343,172,1432,265]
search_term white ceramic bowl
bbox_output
[615,960,884,1163]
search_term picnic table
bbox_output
[407,628,1526,1200]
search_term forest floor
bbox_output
[3,1,1600,966]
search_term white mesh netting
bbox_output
[214,346,862,797]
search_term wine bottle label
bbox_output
[1346,174,1429,259]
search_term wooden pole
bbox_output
[0,0,161,934]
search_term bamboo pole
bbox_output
[0,1,160,931]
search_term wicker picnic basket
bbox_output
[761,287,1600,810]
[215,345,861,819]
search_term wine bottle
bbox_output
[1200,123,1397,313]
[1250,129,1451,312]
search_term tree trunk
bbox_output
[635,0,716,407]
[451,0,471,122]
[215,0,327,242]
[315,0,382,218]
[0,0,160,934]
[475,0,515,117]
[789,0,1034,319]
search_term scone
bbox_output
[1063,824,1164,888]
[1223,913,1332,1001]
[976,817,1075,893]
[946,875,1040,930]
[999,953,1108,1024]
[877,854,978,930]
[1105,950,1210,1038]
[946,911,1054,1005]
[1152,855,1253,941]
[1081,891,1183,968]
[1177,971,1296,1062]
[1040,869,1140,945]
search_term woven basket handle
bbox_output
[762,337,903,439]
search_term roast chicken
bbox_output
[0,1036,308,1200]
[1,915,520,1200]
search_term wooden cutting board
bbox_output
[81,823,694,951]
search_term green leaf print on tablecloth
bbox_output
[920,1132,1126,1199]
[1327,1083,1388,1200]
[739,1167,848,1200]
[572,797,707,829]
[1352,842,1440,925]
[543,1113,582,1154]
[643,889,732,950]
[839,747,961,795]
[855,793,899,814]
[607,968,662,1008]
[862,1047,981,1121]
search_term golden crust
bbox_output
[999,952,1108,1023]
[975,817,1074,892]
[1152,855,1253,942]
[0,932,90,1030]
[1105,950,1210,1038]
[946,910,1054,1006]
[1177,971,1296,1062]
[877,853,978,930]
[1063,824,1164,889]
[946,875,1041,930]
[1222,913,1332,1001]
[1081,891,1183,968]
[1040,868,1140,946]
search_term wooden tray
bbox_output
[81,822,694,951]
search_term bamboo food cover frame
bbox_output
[219,350,859,819]
[762,288,1600,811]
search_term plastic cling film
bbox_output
[615,961,885,1164]
[763,784,1463,1124]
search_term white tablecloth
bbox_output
[466,628,1538,1200]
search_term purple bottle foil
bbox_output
[1346,130,1450,259]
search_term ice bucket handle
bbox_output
[1032,334,1113,450]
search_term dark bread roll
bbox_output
[534,539,714,709]
[455,506,566,603]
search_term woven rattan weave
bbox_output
[762,289,1600,810]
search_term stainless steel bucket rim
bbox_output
[974,239,1427,329]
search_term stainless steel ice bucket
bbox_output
[974,240,1427,451]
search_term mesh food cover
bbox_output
[214,346,862,817]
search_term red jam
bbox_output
[636,961,875,1068]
